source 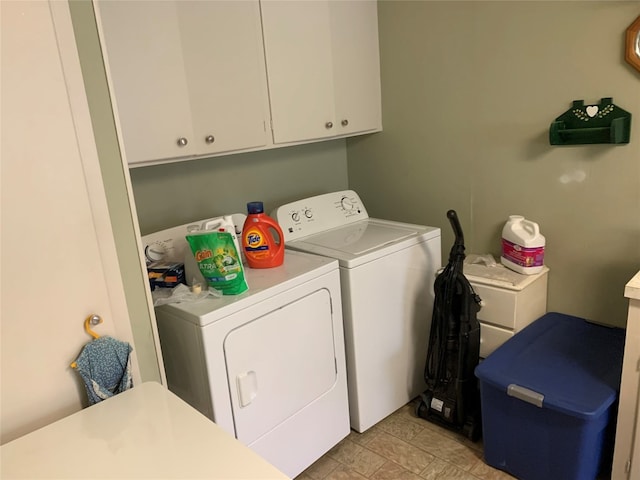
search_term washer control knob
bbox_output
[145,243,167,262]
[291,211,300,222]
[304,209,313,219]
[341,196,355,211]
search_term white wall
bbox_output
[1,1,142,444]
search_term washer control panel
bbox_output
[141,213,246,264]
[274,190,369,241]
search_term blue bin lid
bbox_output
[475,312,625,420]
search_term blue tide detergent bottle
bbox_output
[241,201,285,268]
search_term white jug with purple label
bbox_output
[501,215,545,275]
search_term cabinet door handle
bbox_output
[205,135,215,144]
[341,119,349,127]
[177,137,188,147]
[325,122,333,129]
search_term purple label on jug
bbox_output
[502,239,544,268]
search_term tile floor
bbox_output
[295,401,515,480]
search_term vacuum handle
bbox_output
[447,210,464,245]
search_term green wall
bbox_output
[347,1,640,327]
[130,140,349,235]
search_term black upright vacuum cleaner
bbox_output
[415,210,483,441]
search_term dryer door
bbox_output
[224,288,337,445]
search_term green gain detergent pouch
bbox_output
[185,231,248,295]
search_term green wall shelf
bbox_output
[549,97,632,145]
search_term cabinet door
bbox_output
[260,0,336,144]
[261,0,382,145]
[95,1,196,164]
[178,1,270,155]
[330,1,382,136]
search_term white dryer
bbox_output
[141,215,350,478]
[275,191,442,433]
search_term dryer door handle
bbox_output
[237,371,258,407]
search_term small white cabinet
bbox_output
[94,0,270,165]
[260,0,382,144]
[462,262,549,358]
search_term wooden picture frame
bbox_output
[626,15,640,73]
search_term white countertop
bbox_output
[0,382,290,479]
[625,270,640,301]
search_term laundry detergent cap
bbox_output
[247,201,265,215]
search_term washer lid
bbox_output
[302,220,416,256]
[288,218,440,267]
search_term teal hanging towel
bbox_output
[71,336,133,405]
[549,97,632,145]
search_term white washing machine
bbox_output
[141,215,350,478]
[274,191,442,432]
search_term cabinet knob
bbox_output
[205,135,215,144]
[341,119,349,127]
[177,137,188,147]
[325,122,333,129]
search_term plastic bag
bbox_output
[152,283,222,306]
[464,254,497,267]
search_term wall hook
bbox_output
[71,315,104,369]
[84,314,103,340]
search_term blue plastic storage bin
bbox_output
[475,312,625,480]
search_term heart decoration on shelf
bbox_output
[585,106,599,118]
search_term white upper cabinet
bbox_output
[260,1,335,144]
[329,1,382,137]
[178,3,269,156]
[94,0,382,166]
[261,0,382,144]
[95,1,270,166]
